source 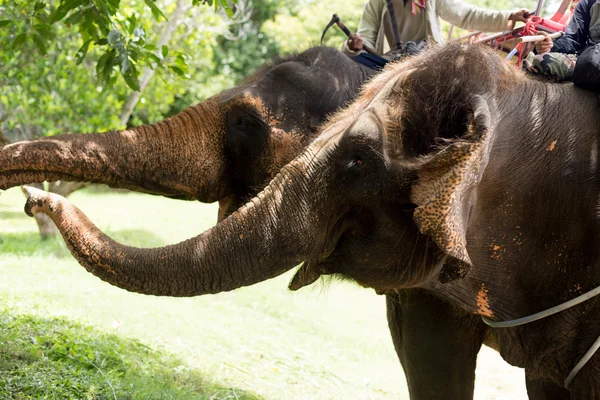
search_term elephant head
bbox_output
[20,44,521,299]
[1,47,373,220]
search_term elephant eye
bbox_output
[236,117,250,127]
[348,156,364,168]
[234,113,263,129]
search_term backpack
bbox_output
[573,43,600,92]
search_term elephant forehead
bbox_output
[226,91,312,132]
[225,91,271,118]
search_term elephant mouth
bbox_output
[288,207,367,291]
[217,195,235,222]
[289,202,420,292]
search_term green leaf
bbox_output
[84,21,99,40]
[34,1,46,12]
[96,49,116,85]
[75,40,92,64]
[143,0,167,21]
[106,0,120,12]
[32,34,47,55]
[33,23,53,38]
[169,65,185,77]
[161,45,168,58]
[122,62,140,91]
[0,20,12,27]
[63,9,85,25]
[12,33,27,51]
[120,54,130,74]
[219,0,234,17]
[50,0,86,23]
[146,53,161,65]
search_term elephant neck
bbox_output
[422,84,600,382]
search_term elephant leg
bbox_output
[386,289,487,400]
[526,377,570,400]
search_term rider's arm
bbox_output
[437,0,513,33]
[552,0,593,55]
[342,0,384,56]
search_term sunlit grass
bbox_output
[0,187,526,399]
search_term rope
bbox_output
[482,285,600,328]
[516,17,542,66]
[482,284,600,389]
[565,335,600,388]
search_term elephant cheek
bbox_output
[266,128,305,177]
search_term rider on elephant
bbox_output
[341,0,530,68]
[527,0,600,88]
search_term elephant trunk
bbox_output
[21,154,320,296]
[1,98,228,202]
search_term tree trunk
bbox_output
[1,111,90,239]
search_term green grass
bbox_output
[0,187,527,399]
[0,312,255,399]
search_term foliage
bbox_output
[1,0,236,91]
[0,0,231,136]
[211,0,282,83]
[262,0,366,54]
[0,0,571,137]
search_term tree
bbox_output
[0,0,239,238]
[1,0,237,90]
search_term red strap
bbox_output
[514,17,567,67]
[516,17,540,66]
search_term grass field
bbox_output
[0,187,527,399]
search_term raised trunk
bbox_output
[21,155,318,296]
[1,98,228,202]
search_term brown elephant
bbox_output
[0,47,373,220]
[19,44,600,398]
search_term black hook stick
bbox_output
[321,14,379,55]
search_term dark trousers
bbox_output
[573,43,600,92]
[350,53,388,70]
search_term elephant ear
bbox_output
[410,95,493,283]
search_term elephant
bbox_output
[16,43,600,398]
[1,45,578,398]
[0,47,373,220]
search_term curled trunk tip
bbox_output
[23,185,54,217]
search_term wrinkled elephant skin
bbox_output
[10,45,594,399]
[0,47,372,212]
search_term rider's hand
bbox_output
[347,33,364,52]
[509,9,531,23]
[535,32,554,54]
[508,8,531,29]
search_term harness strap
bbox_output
[482,284,600,389]
[565,335,600,388]
[385,0,402,49]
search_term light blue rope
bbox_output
[481,284,600,389]
[505,47,519,61]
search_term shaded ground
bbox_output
[0,187,527,399]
